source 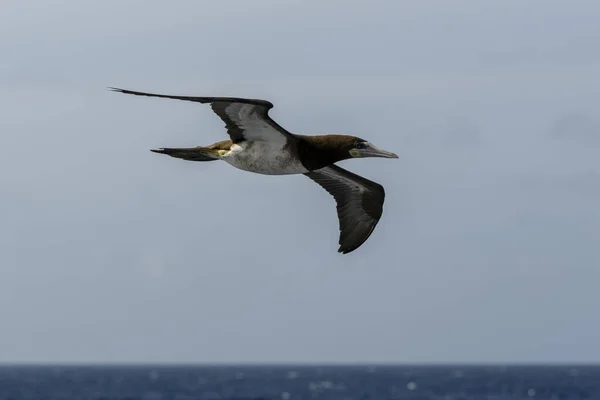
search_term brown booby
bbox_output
[109,87,399,254]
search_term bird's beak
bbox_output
[355,143,399,159]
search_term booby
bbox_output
[109,87,399,254]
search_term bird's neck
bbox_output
[295,134,355,169]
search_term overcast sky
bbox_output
[1,0,599,364]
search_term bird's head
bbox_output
[348,138,399,159]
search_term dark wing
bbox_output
[109,87,293,145]
[305,165,385,254]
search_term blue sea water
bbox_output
[0,365,598,400]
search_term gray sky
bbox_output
[1,0,599,364]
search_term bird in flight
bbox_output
[109,87,399,254]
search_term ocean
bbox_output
[0,365,598,400]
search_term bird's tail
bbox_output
[150,147,220,162]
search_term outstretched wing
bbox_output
[109,87,293,145]
[305,165,386,254]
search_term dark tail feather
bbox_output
[150,147,219,162]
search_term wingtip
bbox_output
[150,148,166,153]
[107,86,126,93]
[338,246,351,255]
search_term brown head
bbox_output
[297,134,399,169]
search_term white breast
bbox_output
[223,141,309,175]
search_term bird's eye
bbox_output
[355,142,367,149]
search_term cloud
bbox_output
[548,113,600,143]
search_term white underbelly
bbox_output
[223,142,309,175]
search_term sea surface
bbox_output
[0,365,598,400]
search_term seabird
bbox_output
[109,87,399,254]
